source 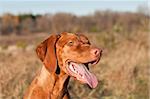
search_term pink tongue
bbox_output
[84,71,98,88]
[70,62,98,88]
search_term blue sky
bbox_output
[0,0,148,16]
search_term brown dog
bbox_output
[24,32,102,99]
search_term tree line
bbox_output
[0,10,149,35]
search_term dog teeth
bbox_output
[69,65,74,71]
[81,75,84,78]
[74,70,77,73]
[69,65,77,74]
[69,64,84,78]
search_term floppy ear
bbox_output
[36,34,60,73]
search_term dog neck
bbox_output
[38,66,70,98]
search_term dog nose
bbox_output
[91,48,102,56]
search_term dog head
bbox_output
[36,32,102,88]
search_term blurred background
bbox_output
[0,0,149,99]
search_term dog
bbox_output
[24,32,102,99]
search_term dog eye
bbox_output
[67,41,74,46]
[69,41,73,44]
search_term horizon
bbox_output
[0,0,148,16]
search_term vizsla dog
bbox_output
[24,32,102,99]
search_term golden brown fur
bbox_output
[24,32,102,99]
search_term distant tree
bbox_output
[36,14,52,32]
[51,13,77,33]
[0,17,2,35]
[1,14,20,35]
[137,4,149,16]
[0,10,149,35]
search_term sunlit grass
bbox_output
[0,32,148,99]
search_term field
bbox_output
[0,32,149,99]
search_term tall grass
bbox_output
[0,32,148,99]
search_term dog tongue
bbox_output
[69,62,98,88]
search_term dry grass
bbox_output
[0,32,149,99]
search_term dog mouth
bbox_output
[66,59,99,88]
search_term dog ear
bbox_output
[76,33,91,44]
[36,34,60,73]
